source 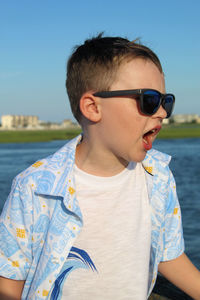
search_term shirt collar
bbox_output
[142,148,171,176]
[35,134,82,198]
[35,135,171,195]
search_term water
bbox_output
[154,138,200,270]
[0,138,200,270]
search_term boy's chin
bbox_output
[123,155,147,165]
[131,151,148,163]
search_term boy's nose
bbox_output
[153,104,167,119]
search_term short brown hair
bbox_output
[66,33,163,123]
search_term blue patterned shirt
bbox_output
[0,135,184,299]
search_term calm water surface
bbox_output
[0,138,200,269]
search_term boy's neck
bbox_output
[75,138,129,177]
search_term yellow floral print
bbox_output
[16,228,25,238]
[173,207,178,215]
[12,261,19,267]
[144,166,153,174]
[32,161,44,168]
[42,290,49,296]
[68,186,75,195]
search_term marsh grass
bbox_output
[0,129,81,143]
[158,123,200,139]
[0,124,200,143]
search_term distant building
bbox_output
[61,119,80,129]
[0,115,81,130]
[39,121,62,130]
[170,114,199,124]
[1,115,39,129]
[162,118,169,125]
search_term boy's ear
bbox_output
[79,92,101,122]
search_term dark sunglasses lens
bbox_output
[142,91,160,115]
[163,95,174,118]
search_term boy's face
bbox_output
[98,58,166,164]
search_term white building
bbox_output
[170,114,199,124]
[61,119,80,129]
[1,115,39,129]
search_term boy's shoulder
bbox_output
[14,135,81,193]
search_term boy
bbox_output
[0,33,200,300]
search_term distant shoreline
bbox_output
[0,128,82,143]
[158,123,200,139]
[0,124,200,143]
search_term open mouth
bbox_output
[143,126,161,150]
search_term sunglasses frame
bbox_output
[93,89,175,118]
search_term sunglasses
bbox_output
[93,89,175,118]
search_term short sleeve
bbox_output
[161,170,185,261]
[0,175,33,280]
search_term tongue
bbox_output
[143,134,152,151]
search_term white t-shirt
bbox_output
[61,162,151,300]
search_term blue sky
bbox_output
[1,0,200,122]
